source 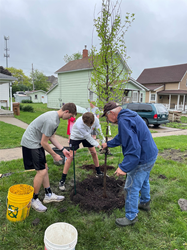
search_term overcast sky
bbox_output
[0,0,187,80]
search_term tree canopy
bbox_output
[6,67,31,87]
[31,69,51,92]
[90,0,135,108]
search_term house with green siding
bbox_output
[47,47,148,109]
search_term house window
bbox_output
[35,95,38,99]
[89,91,93,101]
[132,91,138,102]
[151,93,156,101]
[140,93,143,102]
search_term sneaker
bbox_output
[138,200,151,211]
[115,216,138,227]
[96,171,104,178]
[31,198,47,213]
[43,193,65,204]
[59,181,66,191]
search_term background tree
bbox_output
[63,52,82,63]
[31,69,51,91]
[90,0,135,197]
[6,67,32,95]
[63,50,92,63]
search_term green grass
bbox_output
[1,136,187,250]
[181,116,187,123]
[0,121,25,149]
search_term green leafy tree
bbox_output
[63,50,92,63]
[63,52,82,63]
[31,69,51,91]
[7,67,32,95]
[90,0,135,197]
[7,67,31,86]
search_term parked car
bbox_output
[121,103,169,127]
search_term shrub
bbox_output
[21,99,33,103]
[22,105,34,112]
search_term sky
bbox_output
[0,0,187,80]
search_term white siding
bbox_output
[0,83,9,108]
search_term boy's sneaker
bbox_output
[138,200,151,211]
[31,198,47,213]
[59,181,66,191]
[43,193,65,204]
[96,171,104,178]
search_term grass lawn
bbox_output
[0,135,187,250]
[0,103,158,150]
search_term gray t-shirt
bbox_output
[21,111,60,149]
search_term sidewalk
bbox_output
[0,117,187,161]
[0,117,69,161]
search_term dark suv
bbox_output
[121,103,169,127]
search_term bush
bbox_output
[21,99,33,103]
[22,105,34,112]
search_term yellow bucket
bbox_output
[6,184,34,222]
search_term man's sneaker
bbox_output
[138,200,151,211]
[59,181,66,191]
[43,193,65,204]
[115,216,138,227]
[96,171,104,178]
[31,198,47,213]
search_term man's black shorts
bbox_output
[22,146,46,170]
[69,139,94,151]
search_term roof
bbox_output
[0,73,17,83]
[55,57,92,74]
[55,51,131,74]
[158,90,187,95]
[137,63,187,84]
[26,90,47,94]
[141,84,164,91]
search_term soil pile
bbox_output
[80,164,115,172]
[70,176,125,212]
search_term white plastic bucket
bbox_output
[44,222,78,250]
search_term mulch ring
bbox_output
[80,164,115,172]
[70,176,125,212]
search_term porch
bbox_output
[157,90,187,112]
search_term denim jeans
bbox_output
[124,157,157,220]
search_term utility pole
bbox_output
[4,36,10,68]
[32,63,34,90]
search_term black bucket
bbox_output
[52,147,70,165]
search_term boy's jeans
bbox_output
[124,158,157,220]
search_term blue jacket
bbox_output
[107,109,158,173]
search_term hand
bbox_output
[97,144,101,149]
[63,148,71,158]
[102,143,107,149]
[114,167,126,176]
[53,154,62,162]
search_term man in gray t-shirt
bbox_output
[21,103,77,213]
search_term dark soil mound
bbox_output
[80,164,115,172]
[70,176,125,212]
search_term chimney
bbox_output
[82,45,88,58]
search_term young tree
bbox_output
[90,0,135,197]
[31,69,51,91]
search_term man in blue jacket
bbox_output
[102,101,158,227]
